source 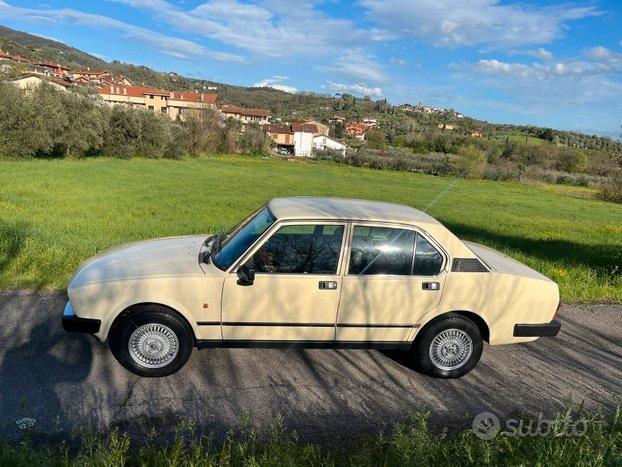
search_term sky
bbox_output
[0,0,620,137]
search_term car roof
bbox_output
[267,197,442,227]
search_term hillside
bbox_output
[1,24,621,155]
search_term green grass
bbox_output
[0,156,620,302]
[2,409,620,466]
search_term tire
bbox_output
[108,305,194,377]
[413,313,483,379]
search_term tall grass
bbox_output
[1,409,620,466]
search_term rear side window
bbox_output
[348,226,415,275]
[413,234,443,275]
[348,226,443,276]
[250,224,344,274]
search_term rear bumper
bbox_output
[513,320,561,337]
[62,301,101,334]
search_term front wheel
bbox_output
[413,313,483,378]
[109,305,194,377]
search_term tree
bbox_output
[557,148,588,173]
[452,146,487,179]
[366,129,386,150]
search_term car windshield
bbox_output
[212,206,275,270]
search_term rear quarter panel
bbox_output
[413,271,560,345]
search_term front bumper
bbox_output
[62,301,101,334]
[513,320,561,337]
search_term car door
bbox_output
[221,222,347,341]
[335,223,447,343]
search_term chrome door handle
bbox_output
[319,281,338,290]
[422,282,440,291]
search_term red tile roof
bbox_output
[263,123,294,134]
[291,123,318,133]
[221,104,270,118]
[98,85,217,103]
[169,91,218,104]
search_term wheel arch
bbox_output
[106,301,198,343]
[413,309,490,344]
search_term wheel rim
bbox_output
[429,328,473,371]
[128,323,179,369]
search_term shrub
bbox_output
[557,148,588,173]
[599,174,622,203]
[452,146,487,179]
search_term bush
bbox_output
[366,129,387,150]
[452,146,487,179]
[557,148,588,173]
[599,174,622,203]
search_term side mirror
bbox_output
[237,263,255,286]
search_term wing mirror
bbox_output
[237,263,255,286]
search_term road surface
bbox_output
[0,291,620,445]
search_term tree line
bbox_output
[0,82,270,160]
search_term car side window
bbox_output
[413,233,443,276]
[348,226,415,275]
[250,224,344,275]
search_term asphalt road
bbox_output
[0,290,620,445]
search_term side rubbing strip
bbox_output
[452,258,489,272]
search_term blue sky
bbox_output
[0,0,621,136]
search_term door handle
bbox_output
[422,282,440,291]
[319,281,338,290]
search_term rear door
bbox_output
[221,222,346,341]
[335,223,447,343]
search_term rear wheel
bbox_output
[414,313,483,378]
[109,305,194,377]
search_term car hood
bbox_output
[463,240,553,282]
[69,235,209,288]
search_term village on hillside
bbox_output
[0,48,403,157]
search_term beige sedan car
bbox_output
[63,197,561,378]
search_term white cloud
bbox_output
[0,1,246,62]
[318,50,387,83]
[511,48,554,60]
[453,45,622,108]
[109,0,371,57]
[253,76,297,93]
[326,81,383,97]
[361,0,600,49]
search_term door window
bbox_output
[250,224,344,274]
[348,226,415,275]
[413,234,443,275]
[348,226,444,276]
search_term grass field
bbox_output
[0,156,620,302]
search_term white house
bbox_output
[293,131,314,157]
[313,135,347,156]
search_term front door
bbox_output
[336,224,447,343]
[221,223,346,341]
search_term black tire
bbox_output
[413,313,483,379]
[108,305,194,377]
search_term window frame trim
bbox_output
[229,219,349,277]
[343,221,448,278]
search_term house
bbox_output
[303,120,329,136]
[312,135,347,155]
[329,116,345,124]
[97,85,218,120]
[438,123,456,131]
[12,74,71,92]
[35,61,69,77]
[345,122,367,140]
[0,50,10,60]
[264,123,317,157]
[470,131,483,138]
[71,67,111,81]
[361,118,378,127]
[220,104,270,126]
